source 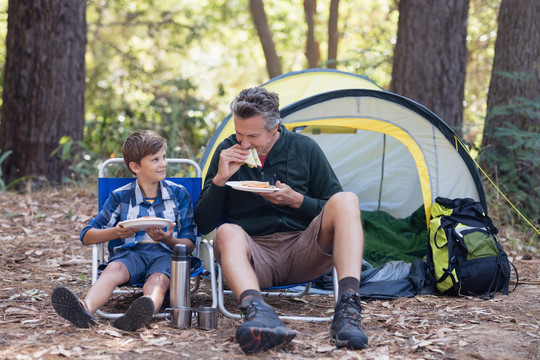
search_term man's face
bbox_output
[234,115,277,156]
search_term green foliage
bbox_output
[463,0,500,141]
[0,149,11,191]
[481,81,539,243]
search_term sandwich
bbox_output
[241,180,271,188]
[242,148,262,168]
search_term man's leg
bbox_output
[318,192,369,350]
[214,223,296,354]
[214,223,259,298]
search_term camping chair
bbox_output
[92,158,217,320]
[205,238,338,322]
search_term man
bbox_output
[194,87,368,354]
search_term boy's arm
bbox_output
[81,189,135,245]
[145,225,195,254]
[82,225,138,245]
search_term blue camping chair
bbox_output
[92,158,217,320]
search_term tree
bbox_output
[0,0,87,185]
[304,0,319,68]
[327,0,340,69]
[481,0,539,221]
[249,0,282,79]
[390,0,469,134]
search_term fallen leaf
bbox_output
[316,344,335,353]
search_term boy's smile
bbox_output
[130,148,168,184]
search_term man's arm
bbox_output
[195,143,248,234]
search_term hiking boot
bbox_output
[235,297,296,354]
[112,295,154,332]
[330,290,368,350]
[51,286,96,328]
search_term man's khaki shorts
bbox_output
[242,212,334,288]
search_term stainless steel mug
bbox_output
[196,307,218,330]
[165,306,193,329]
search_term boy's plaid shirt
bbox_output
[81,179,197,251]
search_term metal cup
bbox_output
[165,306,193,329]
[196,307,218,330]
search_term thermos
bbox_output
[170,244,191,308]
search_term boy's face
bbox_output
[129,147,167,183]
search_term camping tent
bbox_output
[199,69,486,266]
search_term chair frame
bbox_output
[92,158,217,320]
[211,248,339,322]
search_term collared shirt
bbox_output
[195,125,342,236]
[81,179,197,254]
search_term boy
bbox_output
[52,130,197,331]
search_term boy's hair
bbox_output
[122,130,166,174]
[230,87,282,131]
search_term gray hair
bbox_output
[230,87,282,131]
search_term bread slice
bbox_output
[244,148,262,168]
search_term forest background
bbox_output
[0,0,538,250]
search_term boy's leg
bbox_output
[112,295,154,332]
[142,272,170,313]
[112,248,170,332]
[51,286,96,328]
[84,261,130,313]
[51,261,129,329]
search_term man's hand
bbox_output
[213,144,250,187]
[258,181,304,208]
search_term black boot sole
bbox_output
[112,296,154,331]
[236,325,296,354]
[51,286,96,329]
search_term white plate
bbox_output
[226,181,280,193]
[118,217,173,230]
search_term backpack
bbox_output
[427,197,516,298]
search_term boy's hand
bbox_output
[145,224,174,243]
[116,225,138,239]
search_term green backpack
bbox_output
[428,197,516,298]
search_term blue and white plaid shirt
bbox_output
[81,179,197,253]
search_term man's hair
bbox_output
[230,87,282,131]
[122,130,166,174]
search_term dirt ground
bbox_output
[0,185,539,360]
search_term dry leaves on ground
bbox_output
[0,186,539,359]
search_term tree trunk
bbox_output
[304,0,319,68]
[0,0,87,185]
[327,0,340,69]
[481,0,539,219]
[390,0,469,134]
[249,0,282,79]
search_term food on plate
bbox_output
[240,181,274,189]
[241,148,262,168]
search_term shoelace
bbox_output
[340,294,363,327]
[241,301,262,321]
